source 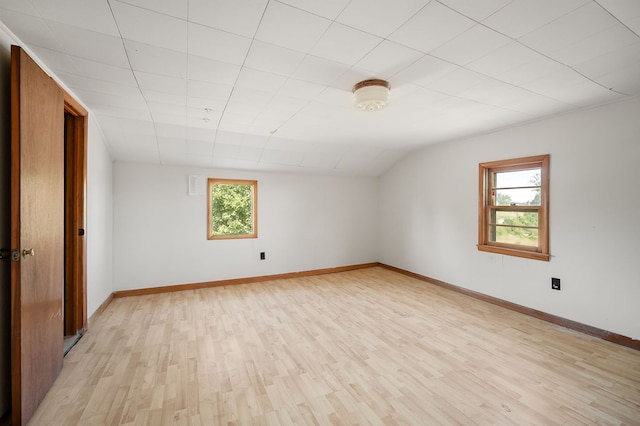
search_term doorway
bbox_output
[63,95,88,353]
[8,45,88,425]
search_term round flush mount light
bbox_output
[352,79,390,111]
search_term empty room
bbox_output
[0,0,639,424]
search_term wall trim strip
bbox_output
[378,263,640,352]
[112,262,379,298]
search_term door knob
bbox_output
[22,248,35,257]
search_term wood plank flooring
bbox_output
[30,267,640,425]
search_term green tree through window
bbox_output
[208,179,257,239]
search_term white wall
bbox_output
[113,163,378,291]
[86,116,113,317]
[379,96,640,340]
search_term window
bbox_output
[478,155,549,261]
[208,178,257,240]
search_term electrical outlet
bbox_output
[260,252,265,260]
[551,277,561,290]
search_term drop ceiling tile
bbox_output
[147,102,187,117]
[628,17,640,35]
[0,0,38,15]
[116,0,188,20]
[337,0,429,38]
[310,23,382,65]
[482,0,590,38]
[187,115,220,129]
[99,115,156,136]
[188,107,222,126]
[255,2,331,54]
[438,0,513,21]
[394,54,458,87]
[29,46,79,74]
[244,41,306,77]
[187,140,214,156]
[110,1,187,52]
[188,0,267,38]
[70,88,148,110]
[501,93,572,115]
[187,127,215,142]
[216,131,269,147]
[425,67,496,96]
[187,80,233,101]
[135,71,186,96]
[388,2,475,53]
[574,41,640,79]
[235,68,287,93]
[521,67,602,103]
[0,10,59,50]
[56,72,141,98]
[292,55,350,85]
[595,0,640,22]
[278,79,325,100]
[494,56,566,86]
[187,55,241,85]
[356,41,424,79]
[278,0,350,20]
[430,25,511,66]
[155,123,187,139]
[214,144,263,162]
[519,3,619,57]
[125,40,187,78]
[188,23,251,65]
[30,0,119,36]
[549,24,639,66]
[259,148,304,166]
[47,21,129,67]
[158,137,187,155]
[457,81,533,107]
[466,41,542,77]
[187,96,226,112]
[92,105,152,121]
[153,113,188,126]
[299,152,340,169]
[144,90,187,105]
[593,62,640,95]
[73,57,138,86]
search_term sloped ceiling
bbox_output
[1,0,639,176]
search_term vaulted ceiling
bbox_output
[1,0,639,176]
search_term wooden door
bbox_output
[10,46,65,425]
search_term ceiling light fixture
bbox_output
[352,79,390,112]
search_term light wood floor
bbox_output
[31,267,640,425]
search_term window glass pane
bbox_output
[492,210,539,227]
[211,183,254,236]
[494,168,540,188]
[490,226,539,247]
[494,188,541,206]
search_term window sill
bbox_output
[477,244,550,261]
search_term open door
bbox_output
[10,46,65,425]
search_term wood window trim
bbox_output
[478,154,550,261]
[207,178,258,240]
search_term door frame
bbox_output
[63,92,87,336]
